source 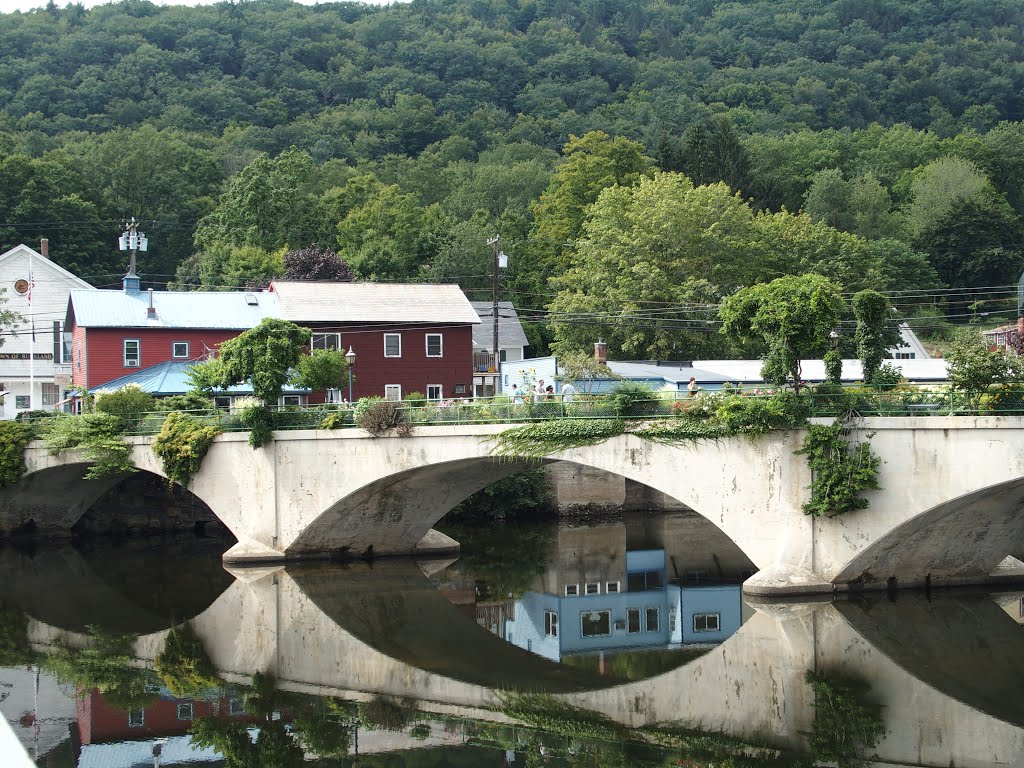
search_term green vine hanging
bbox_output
[0,421,36,489]
[152,411,222,487]
[796,421,881,517]
[41,413,135,479]
[489,419,626,459]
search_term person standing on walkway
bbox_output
[687,376,699,397]
[559,381,576,416]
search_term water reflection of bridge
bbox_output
[16,555,1024,768]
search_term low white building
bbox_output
[0,243,95,418]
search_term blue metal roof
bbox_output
[95,359,308,396]
[68,288,277,329]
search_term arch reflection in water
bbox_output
[0,537,234,634]
[13,571,1024,767]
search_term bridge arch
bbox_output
[833,476,1024,588]
[0,462,136,535]
[282,428,806,570]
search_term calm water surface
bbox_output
[2,509,1023,767]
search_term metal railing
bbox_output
[20,384,1024,437]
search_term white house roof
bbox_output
[270,281,480,325]
[0,244,95,290]
[470,301,529,349]
[67,289,278,329]
[693,358,949,383]
[609,360,723,384]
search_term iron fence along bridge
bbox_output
[32,384,1023,437]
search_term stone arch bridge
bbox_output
[4,416,1024,596]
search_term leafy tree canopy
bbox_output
[719,274,846,389]
[199,319,310,406]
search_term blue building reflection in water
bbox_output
[503,547,743,663]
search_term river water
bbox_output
[2,508,1023,767]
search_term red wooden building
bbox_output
[270,281,480,401]
[65,283,274,391]
[65,278,480,402]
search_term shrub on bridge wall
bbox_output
[805,670,885,766]
[0,421,35,489]
[240,404,274,448]
[604,381,658,417]
[158,393,217,413]
[152,411,222,488]
[796,422,881,517]
[499,692,631,743]
[41,413,135,479]
[93,384,156,431]
[713,392,809,434]
[359,696,419,731]
[155,622,220,697]
[356,399,413,437]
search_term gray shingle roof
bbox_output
[68,289,277,329]
[271,281,480,324]
[470,301,529,349]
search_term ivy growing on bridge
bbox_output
[796,421,881,517]
[490,418,627,459]
[41,413,134,479]
[0,421,35,489]
[489,391,881,519]
[152,411,221,488]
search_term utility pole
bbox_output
[486,236,508,395]
[487,236,500,379]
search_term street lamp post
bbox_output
[345,346,356,403]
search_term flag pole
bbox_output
[28,246,34,411]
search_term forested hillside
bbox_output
[2,0,1023,357]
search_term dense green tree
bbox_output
[719,274,846,390]
[906,156,992,239]
[336,181,449,281]
[945,330,1020,409]
[548,173,754,359]
[200,319,310,407]
[0,288,20,348]
[194,148,324,252]
[291,349,350,393]
[914,193,1024,289]
[529,131,654,276]
[851,289,899,383]
[752,209,885,293]
[221,246,285,290]
[71,125,222,277]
